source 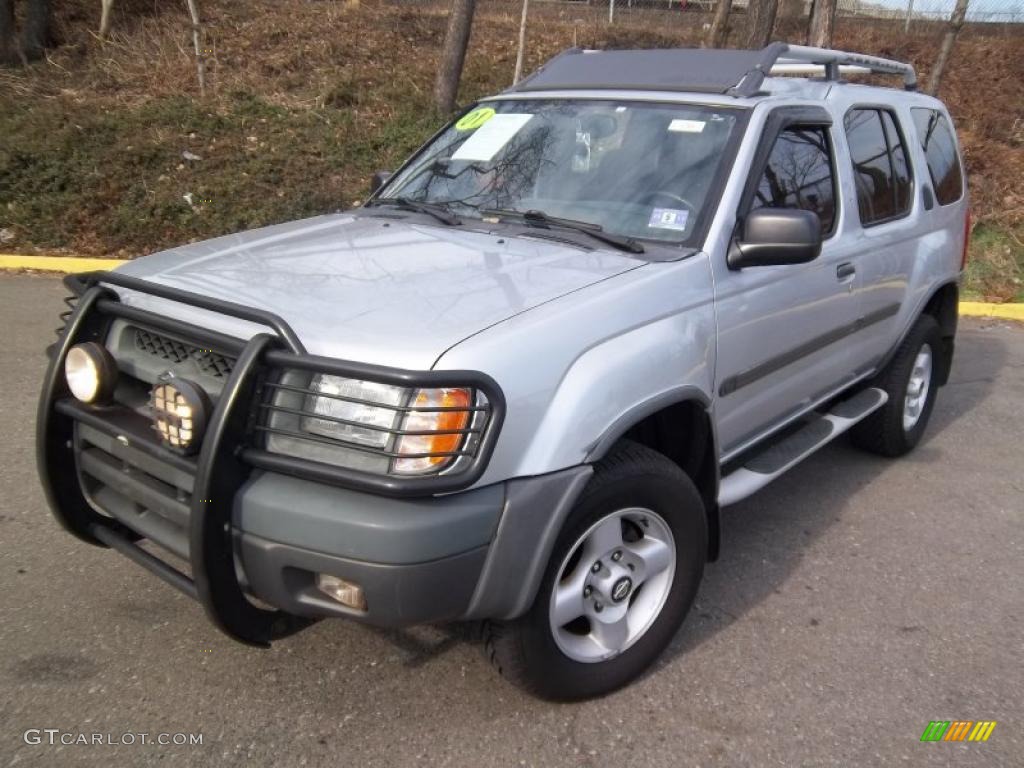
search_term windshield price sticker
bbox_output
[648,208,689,231]
[451,114,534,163]
[668,119,706,133]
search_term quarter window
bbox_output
[751,125,837,234]
[911,108,964,205]
[844,108,913,225]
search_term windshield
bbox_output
[379,99,742,245]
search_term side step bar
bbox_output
[718,387,888,507]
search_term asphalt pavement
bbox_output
[0,274,1021,767]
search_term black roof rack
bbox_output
[510,42,917,98]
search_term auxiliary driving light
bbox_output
[150,377,209,452]
[316,574,367,611]
[64,342,118,403]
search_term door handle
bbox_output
[836,262,856,281]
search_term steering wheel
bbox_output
[640,190,698,215]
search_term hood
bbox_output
[112,213,643,369]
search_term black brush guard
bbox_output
[36,271,504,646]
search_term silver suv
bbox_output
[38,44,969,700]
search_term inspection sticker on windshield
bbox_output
[451,114,533,162]
[648,208,689,231]
[455,107,496,131]
[668,119,706,133]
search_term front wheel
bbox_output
[484,442,707,700]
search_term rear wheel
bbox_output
[851,314,943,457]
[484,441,707,700]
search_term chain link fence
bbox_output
[551,0,1023,23]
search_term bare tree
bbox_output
[99,0,115,38]
[704,0,732,48]
[435,0,477,113]
[184,0,206,95]
[20,0,53,61]
[927,0,969,95]
[0,0,16,65]
[807,0,837,47]
[513,0,529,84]
[744,0,779,49]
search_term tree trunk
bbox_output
[807,0,836,47]
[513,0,528,84]
[434,0,477,114]
[926,0,969,95]
[185,0,206,96]
[0,0,16,66]
[744,0,779,49]
[21,0,54,61]
[704,0,732,48]
[99,0,115,38]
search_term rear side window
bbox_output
[911,108,964,205]
[751,125,837,235]
[844,108,912,226]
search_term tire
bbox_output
[851,314,943,457]
[483,441,707,701]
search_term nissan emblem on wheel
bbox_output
[37,43,968,700]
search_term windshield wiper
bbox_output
[364,197,461,226]
[483,209,644,254]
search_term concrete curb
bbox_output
[2,254,1022,321]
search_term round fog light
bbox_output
[64,342,118,403]
[151,378,209,452]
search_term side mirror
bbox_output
[728,208,822,269]
[369,170,393,196]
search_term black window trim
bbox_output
[910,106,965,207]
[737,105,841,242]
[843,104,915,229]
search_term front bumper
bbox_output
[38,272,590,643]
[234,471,501,627]
[231,466,591,627]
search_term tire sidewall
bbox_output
[515,458,707,700]
[895,318,943,449]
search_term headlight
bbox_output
[263,373,487,477]
[64,342,118,403]
[301,375,405,449]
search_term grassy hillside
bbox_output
[1,0,1021,299]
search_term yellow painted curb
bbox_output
[959,302,1024,321]
[0,254,124,272]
